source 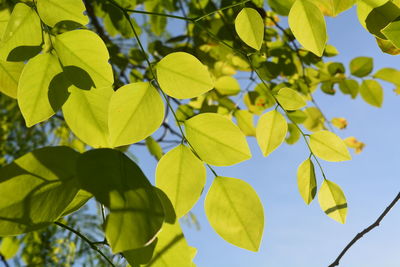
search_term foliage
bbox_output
[0,0,399,265]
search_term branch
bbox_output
[54,221,115,266]
[0,253,10,267]
[328,192,400,267]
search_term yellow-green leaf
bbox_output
[382,20,400,48]
[0,59,24,98]
[288,0,327,56]
[235,109,256,136]
[184,113,251,166]
[146,137,163,161]
[303,107,325,132]
[62,86,113,148]
[309,131,351,162]
[256,110,288,157]
[0,237,20,260]
[297,159,317,205]
[374,67,400,85]
[156,145,206,218]
[318,179,347,224]
[205,176,264,252]
[18,53,69,127]
[214,76,241,96]
[61,190,92,217]
[235,8,265,50]
[315,0,355,16]
[360,79,383,107]
[275,87,307,110]
[350,56,373,77]
[156,52,214,99]
[54,29,114,89]
[36,0,89,27]
[0,3,42,61]
[109,82,164,147]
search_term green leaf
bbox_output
[54,29,114,89]
[381,20,400,48]
[0,59,24,98]
[146,137,163,161]
[60,190,92,217]
[0,147,80,236]
[374,67,400,85]
[0,3,42,61]
[214,76,241,96]
[36,0,89,27]
[318,179,347,224]
[156,52,214,99]
[275,87,307,110]
[288,0,327,56]
[357,0,400,39]
[339,79,359,98]
[309,131,351,162]
[256,110,288,157]
[297,159,317,205]
[62,86,113,148]
[205,176,264,252]
[315,0,355,16]
[303,107,325,132]
[123,239,157,266]
[18,53,69,127]
[286,123,301,145]
[268,0,295,15]
[235,109,256,137]
[350,56,373,77]
[156,145,206,218]
[360,79,383,107]
[108,82,165,147]
[76,149,165,253]
[234,8,265,50]
[184,113,251,166]
[0,237,20,260]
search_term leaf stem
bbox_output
[54,222,115,266]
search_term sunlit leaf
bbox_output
[109,82,164,147]
[360,79,383,107]
[275,87,307,110]
[156,145,206,218]
[36,0,89,27]
[235,8,265,50]
[288,0,327,56]
[60,190,92,217]
[350,56,373,77]
[373,67,400,85]
[157,52,214,99]
[318,179,347,224]
[297,159,317,205]
[0,59,24,98]
[205,176,264,252]
[184,113,251,166]
[76,149,165,253]
[0,147,80,236]
[309,131,351,162]
[214,76,241,96]
[256,110,288,157]
[235,109,256,137]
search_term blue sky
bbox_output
[132,6,400,267]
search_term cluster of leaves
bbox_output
[0,0,400,266]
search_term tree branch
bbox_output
[0,253,10,267]
[54,221,115,266]
[328,192,400,267]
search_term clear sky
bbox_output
[132,6,400,267]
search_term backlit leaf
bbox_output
[350,56,373,77]
[214,76,241,96]
[76,149,165,253]
[109,82,164,147]
[184,113,251,166]
[0,3,42,61]
[0,59,24,98]
[0,147,80,236]
[156,145,206,218]
[360,79,383,107]
[256,110,288,157]
[62,86,113,148]
[157,52,214,99]
[275,87,307,110]
[374,67,400,85]
[205,176,264,252]
[309,131,351,162]
[235,109,256,136]
[235,8,265,50]
[288,0,327,56]
[297,159,317,205]
[36,0,89,27]
[318,180,347,224]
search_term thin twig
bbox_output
[0,253,10,267]
[328,192,400,267]
[54,221,115,266]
